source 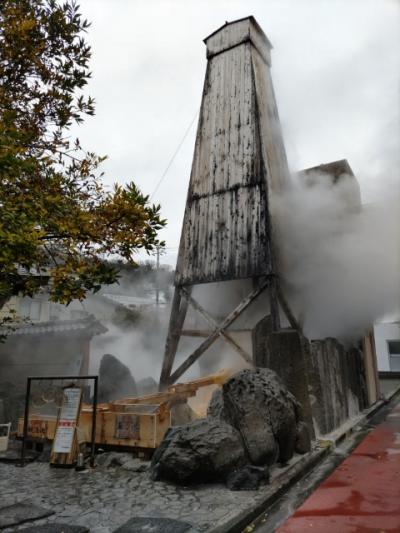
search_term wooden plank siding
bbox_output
[175,17,290,286]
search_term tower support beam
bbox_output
[163,278,269,386]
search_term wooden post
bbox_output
[159,287,190,389]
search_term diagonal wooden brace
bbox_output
[159,286,191,389]
[181,287,253,365]
[168,278,269,385]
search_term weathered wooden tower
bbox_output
[160,16,297,388]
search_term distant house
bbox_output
[374,321,400,373]
[101,292,167,310]
[0,294,107,426]
[0,294,106,383]
[298,158,362,211]
[0,283,166,387]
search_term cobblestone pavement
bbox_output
[0,459,265,532]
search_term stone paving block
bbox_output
[19,525,89,533]
[113,517,199,533]
[0,502,54,528]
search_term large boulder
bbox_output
[152,368,311,488]
[98,354,137,402]
[136,376,158,396]
[171,403,197,426]
[151,417,247,484]
[208,368,309,465]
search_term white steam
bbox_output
[272,173,400,342]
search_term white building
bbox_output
[373,321,400,372]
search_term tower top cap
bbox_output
[204,16,272,64]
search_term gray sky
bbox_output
[73,0,400,266]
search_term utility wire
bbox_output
[150,110,199,200]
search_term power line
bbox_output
[150,110,199,200]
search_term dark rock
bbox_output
[209,368,301,465]
[98,354,137,402]
[121,458,149,472]
[113,517,198,533]
[226,464,270,490]
[150,426,180,481]
[96,451,132,467]
[207,388,228,420]
[136,376,158,396]
[96,451,149,471]
[153,368,311,488]
[171,403,197,426]
[295,421,312,454]
[151,417,246,484]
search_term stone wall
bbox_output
[253,317,369,437]
[253,324,314,436]
[307,338,368,435]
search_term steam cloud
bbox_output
[272,173,400,343]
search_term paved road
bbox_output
[276,400,400,533]
[0,453,259,532]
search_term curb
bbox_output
[208,385,400,533]
[209,447,328,533]
[319,383,400,449]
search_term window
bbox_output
[388,339,400,372]
[388,340,400,355]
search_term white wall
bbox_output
[374,322,400,372]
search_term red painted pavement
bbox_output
[277,403,400,533]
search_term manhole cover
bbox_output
[0,502,54,528]
[113,517,198,533]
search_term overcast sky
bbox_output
[72,0,400,266]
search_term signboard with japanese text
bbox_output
[52,387,82,455]
[115,414,140,440]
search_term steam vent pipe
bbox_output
[175,16,291,286]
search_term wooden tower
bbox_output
[159,16,298,388]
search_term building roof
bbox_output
[297,159,362,210]
[101,293,166,307]
[300,159,355,184]
[203,16,272,50]
[0,314,107,337]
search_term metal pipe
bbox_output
[20,377,31,467]
[90,376,98,467]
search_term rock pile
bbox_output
[151,368,311,489]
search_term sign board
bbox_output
[28,419,49,440]
[115,414,140,440]
[52,387,82,455]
